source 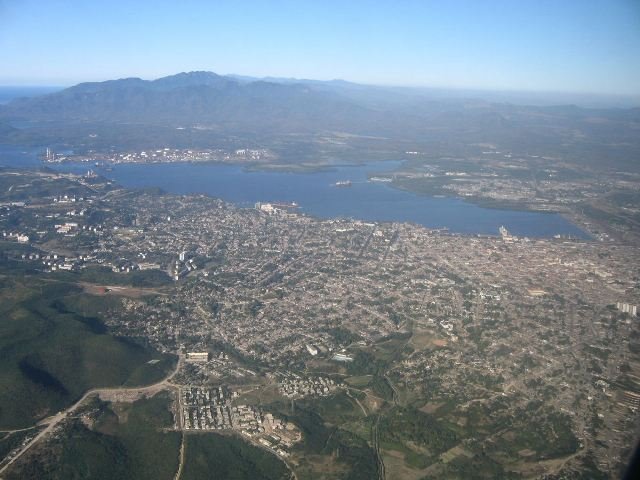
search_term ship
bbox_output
[271,201,299,209]
[334,180,352,187]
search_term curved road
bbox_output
[0,354,183,477]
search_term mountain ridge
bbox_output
[0,71,638,171]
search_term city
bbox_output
[1,2,639,477]
[0,169,638,478]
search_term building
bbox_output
[616,302,638,316]
[186,352,209,362]
[332,353,353,362]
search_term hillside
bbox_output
[0,273,175,429]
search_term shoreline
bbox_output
[1,155,594,240]
[72,161,593,240]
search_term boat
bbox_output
[334,180,352,187]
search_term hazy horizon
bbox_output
[1,71,639,109]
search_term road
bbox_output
[174,432,186,480]
[0,426,38,435]
[346,390,368,417]
[0,354,183,477]
[373,415,386,480]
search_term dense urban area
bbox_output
[42,147,272,166]
[0,167,638,479]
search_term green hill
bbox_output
[182,433,290,480]
[4,393,181,480]
[0,277,175,429]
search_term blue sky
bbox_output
[1,0,639,94]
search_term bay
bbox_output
[0,145,588,238]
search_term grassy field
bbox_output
[5,393,181,480]
[344,375,373,388]
[0,276,175,429]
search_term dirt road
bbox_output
[0,354,183,477]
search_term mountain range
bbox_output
[0,71,638,170]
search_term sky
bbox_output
[0,0,639,95]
